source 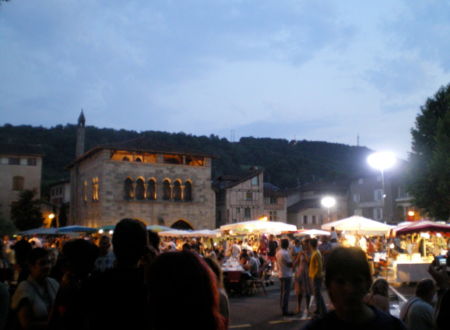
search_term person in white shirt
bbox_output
[276,238,293,316]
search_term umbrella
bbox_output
[220,219,297,235]
[321,215,393,235]
[19,227,59,236]
[57,225,97,233]
[146,225,173,232]
[294,229,330,237]
[159,229,192,237]
[395,220,450,235]
[182,229,221,238]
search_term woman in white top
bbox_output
[11,248,59,330]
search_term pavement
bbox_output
[228,278,416,329]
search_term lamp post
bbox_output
[367,151,396,222]
[321,196,336,223]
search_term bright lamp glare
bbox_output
[321,196,336,208]
[367,151,396,171]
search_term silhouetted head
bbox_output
[325,247,372,314]
[309,238,318,249]
[204,256,224,288]
[28,248,51,281]
[62,239,99,277]
[147,230,160,252]
[416,279,435,303]
[281,238,289,249]
[148,251,224,330]
[112,218,148,267]
[370,278,389,297]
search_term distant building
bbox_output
[287,181,348,229]
[263,183,287,222]
[0,143,43,222]
[348,162,414,224]
[68,112,216,229]
[49,179,71,207]
[214,169,265,227]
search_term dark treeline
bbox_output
[0,123,373,191]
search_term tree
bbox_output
[10,190,44,230]
[409,84,450,220]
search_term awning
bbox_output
[321,215,393,235]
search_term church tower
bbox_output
[76,110,86,158]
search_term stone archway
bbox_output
[171,219,193,230]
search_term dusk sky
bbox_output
[1,0,450,159]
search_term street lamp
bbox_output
[367,151,396,221]
[48,213,56,227]
[321,196,336,222]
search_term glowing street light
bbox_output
[321,196,336,222]
[367,151,396,221]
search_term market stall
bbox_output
[321,215,393,235]
[393,220,450,283]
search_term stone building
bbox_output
[214,169,265,227]
[68,114,216,229]
[0,143,43,222]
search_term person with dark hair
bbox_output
[303,247,405,330]
[276,238,294,316]
[148,251,225,330]
[364,278,390,314]
[204,257,230,327]
[11,248,59,330]
[12,237,32,283]
[83,218,150,330]
[147,230,160,252]
[48,239,99,330]
[308,238,327,318]
[399,279,435,330]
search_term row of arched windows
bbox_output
[124,178,193,202]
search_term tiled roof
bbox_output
[287,199,321,213]
[0,143,44,156]
[214,168,263,190]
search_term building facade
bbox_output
[0,144,43,222]
[263,183,287,222]
[69,145,216,229]
[215,169,265,227]
[287,181,348,229]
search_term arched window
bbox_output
[92,177,99,201]
[135,157,142,162]
[171,220,193,230]
[163,180,171,200]
[173,181,182,201]
[147,179,156,200]
[135,178,145,200]
[122,156,130,161]
[184,181,192,201]
[124,178,134,200]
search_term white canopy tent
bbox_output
[220,220,297,235]
[294,229,330,237]
[321,215,393,236]
[158,229,220,238]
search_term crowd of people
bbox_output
[0,221,448,330]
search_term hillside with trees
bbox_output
[0,124,373,193]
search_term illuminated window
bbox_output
[147,179,156,200]
[92,177,99,201]
[135,178,145,200]
[185,156,204,166]
[83,181,88,201]
[163,154,183,165]
[163,180,171,200]
[12,176,24,191]
[124,178,134,200]
[184,181,192,201]
[173,181,182,201]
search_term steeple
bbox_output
[78,110,86,127]
[76,110,86,158]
